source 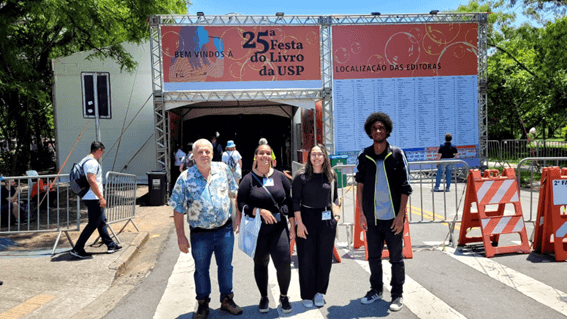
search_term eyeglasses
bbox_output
[311,153,325,158]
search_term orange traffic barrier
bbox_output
[354,197,413,260]
[458,168,530,257]
[532,167,567,261]
[531,167,559,253]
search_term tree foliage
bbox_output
[0,0,187,175]
[456,0,567,140]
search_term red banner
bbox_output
[161,26,321,84]
[332,24,478,79]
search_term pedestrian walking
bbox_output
[70,141,122,259]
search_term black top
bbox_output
[292,172,339,212]
[1,186,16,206]
[438,142,458,159]
[237,170,291,219]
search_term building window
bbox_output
[81,72,112,119]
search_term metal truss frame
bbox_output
[163,89,322,103]
[477,14,489,167]
[149,13,489,175]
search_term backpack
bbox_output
[69,158,97,197]
[226,151,237,170]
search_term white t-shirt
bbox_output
[82,156,103,200]
[175,149,186,167]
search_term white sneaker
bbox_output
[389,296,403,311]
[302,299,314,308]
[314,293,325,307]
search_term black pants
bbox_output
[366,218,405,299]
[254,219,291,297]
[296,207,337,300]
[74,200,114,251]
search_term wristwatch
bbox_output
[334,215,340,220]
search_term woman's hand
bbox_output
[296,222,308,239]
[259,209,277,224]
[289,226,296,241]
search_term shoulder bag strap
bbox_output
[251,173,280,210]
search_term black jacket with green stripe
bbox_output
[354,142,413,225]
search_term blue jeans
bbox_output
[190,223,234,302]
[435,163,453,189]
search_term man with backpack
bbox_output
[70,141,122,259]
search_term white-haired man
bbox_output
[169,139,242,319]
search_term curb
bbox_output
[109,231,149,276]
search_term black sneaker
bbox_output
[107,244,123,254]
[280,295,292,314]
[360,289,382,304]
[194,298,210,319]
[70,249,93,259]
[258,296,269,313]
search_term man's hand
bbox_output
[99,198,107,208]
[177,235,190,253]
[234,210,241,234]
[391,213,404,235]
[359,214,368,231]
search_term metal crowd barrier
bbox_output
[1,171,139,254]
[488,139,502,167]
[93,171,139,245]
[1,173,80,254]
[332,160,470,248]
[1,174,79,234]
[516,157,567,223]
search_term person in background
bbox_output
[172,143,186,188]
[237,143,293,314]
[70,141,122,259]
[222,140,243,184]
[356,112,412,312]
[1,178,22,225]
[180,142,195,172]
[434,133,459,192]
[292,144,340,308]
[211,134,223,162]
[169,139,242,319]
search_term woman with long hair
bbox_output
[237,143,294,314]
[292,144,340,308]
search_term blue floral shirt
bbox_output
[168,162,238,229]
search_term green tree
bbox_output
[456,1,567,140]
[496,0,567,23]
[0,0,187,175]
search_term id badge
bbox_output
[322,210,332,220]
[263,177,274,187]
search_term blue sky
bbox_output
[187,0,474,16]
[186,0,533,26]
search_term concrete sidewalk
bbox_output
[0,197,174,319]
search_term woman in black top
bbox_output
[237,144,294,314]
[292,144,340,308]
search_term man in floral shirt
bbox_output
[169,138,242,319]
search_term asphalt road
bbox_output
[103,182,567,319]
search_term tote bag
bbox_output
[238,209,262,258]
